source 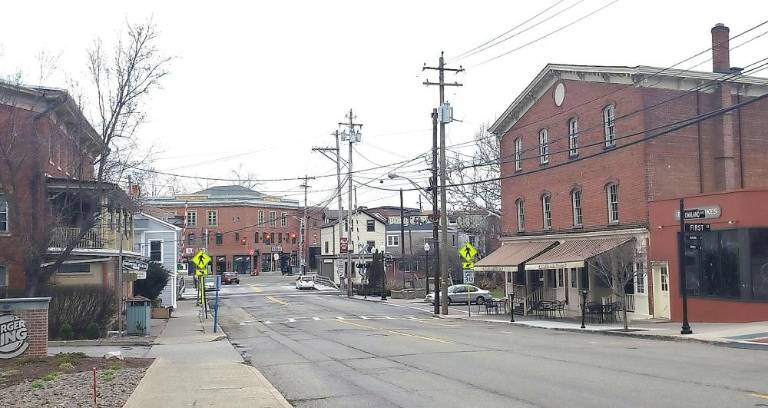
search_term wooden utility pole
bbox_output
[299,175,316,274]
[339,109,363,297]
[424,52,463,315]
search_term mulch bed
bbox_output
[0,354,152,387]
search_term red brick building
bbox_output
[145,186,323,274]
[0,81,138,298]
[476,24,768,321]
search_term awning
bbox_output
[525,237,633,270]
[475,240,557,272]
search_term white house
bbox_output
[133,212,182,309]
[319,209,387,285]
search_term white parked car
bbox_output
[425,285,490,305]
[296,275,316,290]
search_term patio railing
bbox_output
[50,227,105,249]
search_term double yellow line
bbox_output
[336,319,452,344]
[266,296,287,305]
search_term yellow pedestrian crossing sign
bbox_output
[192,250,211,270]
[195,268,208,277]
[459,242,477,262]
[462,261,475,270]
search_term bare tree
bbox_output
[229,164,260,190]
[586,240,640,330]
[0,19,171,295]
[444,124,501,257]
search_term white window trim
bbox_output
[514,137,523,171]
[207,210,217,227]
[603,105,616,147]
[148,239,164,263]
[0,196,8,233]
[538,129,549,164]
[258,210,264,225]
[568,118,579,156]
[281,212,288,227]
[0,264,7,288]
[386,234,400,247]
[516,199,525,232]
[542,195,552,230]
[269,211,277,227]
[186,211,197,227]
[607,184,619,224]
[571,190,583,227]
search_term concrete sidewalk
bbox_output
[444,308,768,347]
[124,299,291,408]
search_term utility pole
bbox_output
[299,175,316,275]
[340,109,362,298]
[424,51,463,315]
[400,188,406,290]
[430,108,439,314]
[311,132,345,281]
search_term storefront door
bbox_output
[652,262,671,319]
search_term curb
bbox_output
[49,338,154,347]
[446,314,746,348]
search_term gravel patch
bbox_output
[1,366,147,407]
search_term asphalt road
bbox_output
[217,272,768,408]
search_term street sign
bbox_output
[675,206,721,220]
[273,253,280,261]
[463,269,474,284]
[340,237,348,254]
[191,250,211,270]
[459,242,477,262]
[462,261,475,270]
[686,234,702,241]
[685,223,711,232]
[683,209,706,219]
[195,268,208,277]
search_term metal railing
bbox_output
[313,274,338,289]
[624,294,636,312]
[50,227,106,249]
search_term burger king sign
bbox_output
[0,314,29,359]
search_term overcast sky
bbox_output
[1,0,766,209]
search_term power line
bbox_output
[449,0,581,63]
[471,0,621,67]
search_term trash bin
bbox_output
[126,296,152,336]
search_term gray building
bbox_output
[133,213,182,309]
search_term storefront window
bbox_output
[750,229,768,300]
[684,228,768,301]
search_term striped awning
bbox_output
[525,237,633,270]
[475,240,557,272]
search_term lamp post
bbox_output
[509,291,515,323]
[581,289,589,329]
[424,242,431,295]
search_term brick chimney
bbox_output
[711,23,730,73]
[711,23,739,190]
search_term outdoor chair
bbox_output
[484,299,500,315]
[585,302,604,323]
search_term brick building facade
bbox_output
[0,81,138,298]
[145,185,323,274]
[476,24,768,321]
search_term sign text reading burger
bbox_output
[0,314,29,359]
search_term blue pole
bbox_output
[213,275,220,333]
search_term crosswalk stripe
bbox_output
[336,316,345,320]
[313,317,321,320]
[360,316,369,319]
[287,318,296,323]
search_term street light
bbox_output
[581,289,589,329]
[424,242,430,296]
[388,173,433,205]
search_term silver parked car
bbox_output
[426,284,490,305]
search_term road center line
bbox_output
[266,296,287,305]
[335,318,452,344]
[751,393,768,401]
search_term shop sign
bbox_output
[675,205,721,220]
[0,314,29,359]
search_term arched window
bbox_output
[541,193,552,230]
[603,105,616,147]
[606,183,619,223]
[516,199,525,232]
[538,129,549,164]
[514,137,523,171]
[568,118,579,157]
[571,189,583,227]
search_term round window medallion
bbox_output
[554,82,565,107]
